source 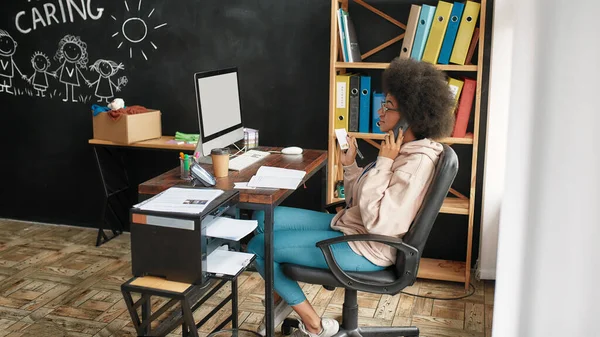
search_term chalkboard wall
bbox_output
[0,0,492,265]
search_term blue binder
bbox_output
[410,5,436,61]
[438,2,465,64]
[358,75,371,133]
[371,92,385,134]
[338,9,350,62]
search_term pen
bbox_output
[356,145,364,160]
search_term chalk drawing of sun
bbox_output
[111,0,167,61]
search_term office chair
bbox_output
[281,144,459,337]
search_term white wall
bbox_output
[478,0,514,280]
[492,0,600,336]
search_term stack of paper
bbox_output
[204,216,258,241]
[207,249,254,276]
[134,187,224,215]
[247,166,306,190]
[233,182,277,190]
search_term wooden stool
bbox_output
[121,276,238,337]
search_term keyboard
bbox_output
[228,150,271,171]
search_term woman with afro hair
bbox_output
[247,57,456,337]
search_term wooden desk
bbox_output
[139,148,327,204]
[88,136,196,151]
[89,136,196,247]
[138,148,327,337]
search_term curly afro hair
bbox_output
[382,57,456,140]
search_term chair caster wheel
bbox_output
[282,318,299,336]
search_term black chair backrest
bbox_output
[399,144,458,262]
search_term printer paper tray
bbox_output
[206,250,256,281]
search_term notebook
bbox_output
[247,166,306,190]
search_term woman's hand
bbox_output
[340,136,358,166]
[379,130,404,160]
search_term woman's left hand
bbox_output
[379,130,403,160]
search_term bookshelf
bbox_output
[335,61,478,72]
[326,0,486,290]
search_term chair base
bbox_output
[332,326,419,337]
[282,318,418,337]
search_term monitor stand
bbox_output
[196,144,247,164]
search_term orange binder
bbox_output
[400,5,421,59]
[466,27,480,65]
[450,1,480,65]
[422,1,454,64]
[452,78,476,137]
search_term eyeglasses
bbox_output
[380,101,400,114]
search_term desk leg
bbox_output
[93,146,128,246]
[232,278,239,329]
[182,300,200,337]
[321,164,328,212]
[182,308,189,337]
[141,294,151,336]
[264,204,275,337]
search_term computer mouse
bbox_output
[281,146,303,155]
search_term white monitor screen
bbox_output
[196,72,242,138]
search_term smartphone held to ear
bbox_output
[392,117,410,139]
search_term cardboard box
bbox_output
[93,110,162,144]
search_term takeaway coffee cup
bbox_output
[211,148,230,178]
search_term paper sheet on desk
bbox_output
[247,176,303,189]
[134,187,224,214]
[234,182,277,190]
[247,166,306,190]
[207,249,254,276]
[204,216,258,241]
[256,166,306,179]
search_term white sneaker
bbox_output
[290,318,340,337]
[257,298,294,336]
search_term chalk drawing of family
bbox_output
[27,51,56,97]
[0,29,27,95]
[88,59,129,103]
[0,29,128,103]
[54,35,129,102]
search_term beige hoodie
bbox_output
[330,138,443,267]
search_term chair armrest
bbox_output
[316,234,419,294]
[325,200,346,214]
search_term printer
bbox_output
[129,188,245,285]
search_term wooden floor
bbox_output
[0,219,494,337]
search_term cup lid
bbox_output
[211,148,230,155]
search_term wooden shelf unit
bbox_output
[335,61,478,72]
[347,132,475,145]
[326,0,487,290]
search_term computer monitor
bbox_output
[193,67,244,158]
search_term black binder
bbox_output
[130,187,240,285]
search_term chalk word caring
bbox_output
[15,0,104,34]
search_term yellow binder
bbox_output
[421,1,453,64]
[447,77,464,113]
[335,74,351,130]
[450,1,480,65]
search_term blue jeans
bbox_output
[247,206,384,306]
